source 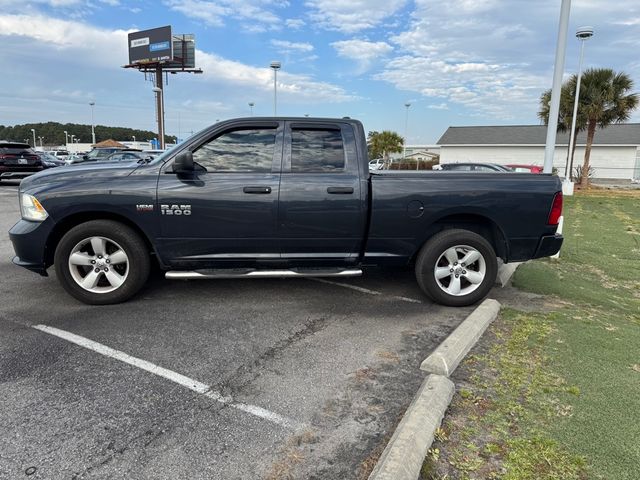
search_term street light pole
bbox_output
[565,26,594,184]
[403,102,411,163]
[270,61,281,116]
[31,128,36,148]
[543,0,572,174]
[249,102,255,115]
[64,130,68,148]
[89,102,96,145]
[38,136,44,148]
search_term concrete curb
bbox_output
[367,374,455,480]
[497,260,523,287]
[420,299,501,376]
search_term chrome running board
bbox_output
[165,268,363,280]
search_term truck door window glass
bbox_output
[291,129,345,173]
[193,128,276,173]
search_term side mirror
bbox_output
[173,151,194,173]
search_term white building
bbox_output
[437,124,640,181]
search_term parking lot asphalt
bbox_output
[0,180,475,480]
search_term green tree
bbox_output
[538,68,638,187]
[367,130,404,168]
[538,78,588,179]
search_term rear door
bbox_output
[277,121,364,262]
[156,121,284,265]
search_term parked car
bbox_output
[435,163,513,172]
[0,141,44,182]
[506,164,543,174]
[103,151,156,163]
[68,147,140,164]
[36,151,66,168]
[9,117,563,307]
[369,158,385,170]
[51,150,70,161]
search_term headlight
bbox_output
[20,194,49,222]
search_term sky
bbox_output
[1,0,640,143]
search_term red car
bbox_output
[506,164,543,174]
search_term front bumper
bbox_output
[9,218,55,276]
[532,233,563,259]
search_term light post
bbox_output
[64,130,68,148]
[543,0,572,174]
[152,87,165,149]
[403,102,411,164]
[89,101,96,145]
[31,128,36,148]
[132,135,136,148]
[38,136,44,148]
[70,134,75,145]
[270,61,281,116]
[249,102,255,115]
[565,26,594,187]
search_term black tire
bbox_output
[415,229,498,307]
[54,220,150,305]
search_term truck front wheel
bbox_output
[415,229,497,307]
[54,220,150,305]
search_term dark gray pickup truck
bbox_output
[9,117,563,306]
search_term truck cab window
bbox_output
[193,128,276,173]
[291,129,345,173]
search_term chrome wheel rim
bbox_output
[434,244,486,297]
[68,236,129,294]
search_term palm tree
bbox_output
[538,78,588,179]
[367,131,404,169]
[576,68,638,187]
[539,68,638,187]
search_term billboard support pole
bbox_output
[155,66,165,150]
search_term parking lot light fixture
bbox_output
[270,61,281,116]
[249,102,255,115]
[565,26,594,183]
[31,128,36,148]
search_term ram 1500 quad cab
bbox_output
[9,117,563,306]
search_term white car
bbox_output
[369,158,385,170]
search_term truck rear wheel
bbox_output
[54,220,150,305]
[415,229,497,307]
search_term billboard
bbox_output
[167,34,196,69]
[128,26,173,65]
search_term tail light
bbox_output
[548,192,563,225]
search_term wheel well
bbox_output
[44,212,155,266]
[415,214,508,263]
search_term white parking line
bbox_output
[308,278,422,304]
[33,324,303,431]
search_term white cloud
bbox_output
[285,18,305,29]
[331,39,392,73]
[270,39,314,53]
[0,13,356,106]
[164,0,287,29]
[305,0,407,33]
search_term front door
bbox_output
[156,121,284,266]
[277,121,365,263]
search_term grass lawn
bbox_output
[422,190,640,480]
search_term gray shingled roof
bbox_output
[437,123,640,146]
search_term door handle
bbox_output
[327,187,354,194]
[243,186,272,194]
